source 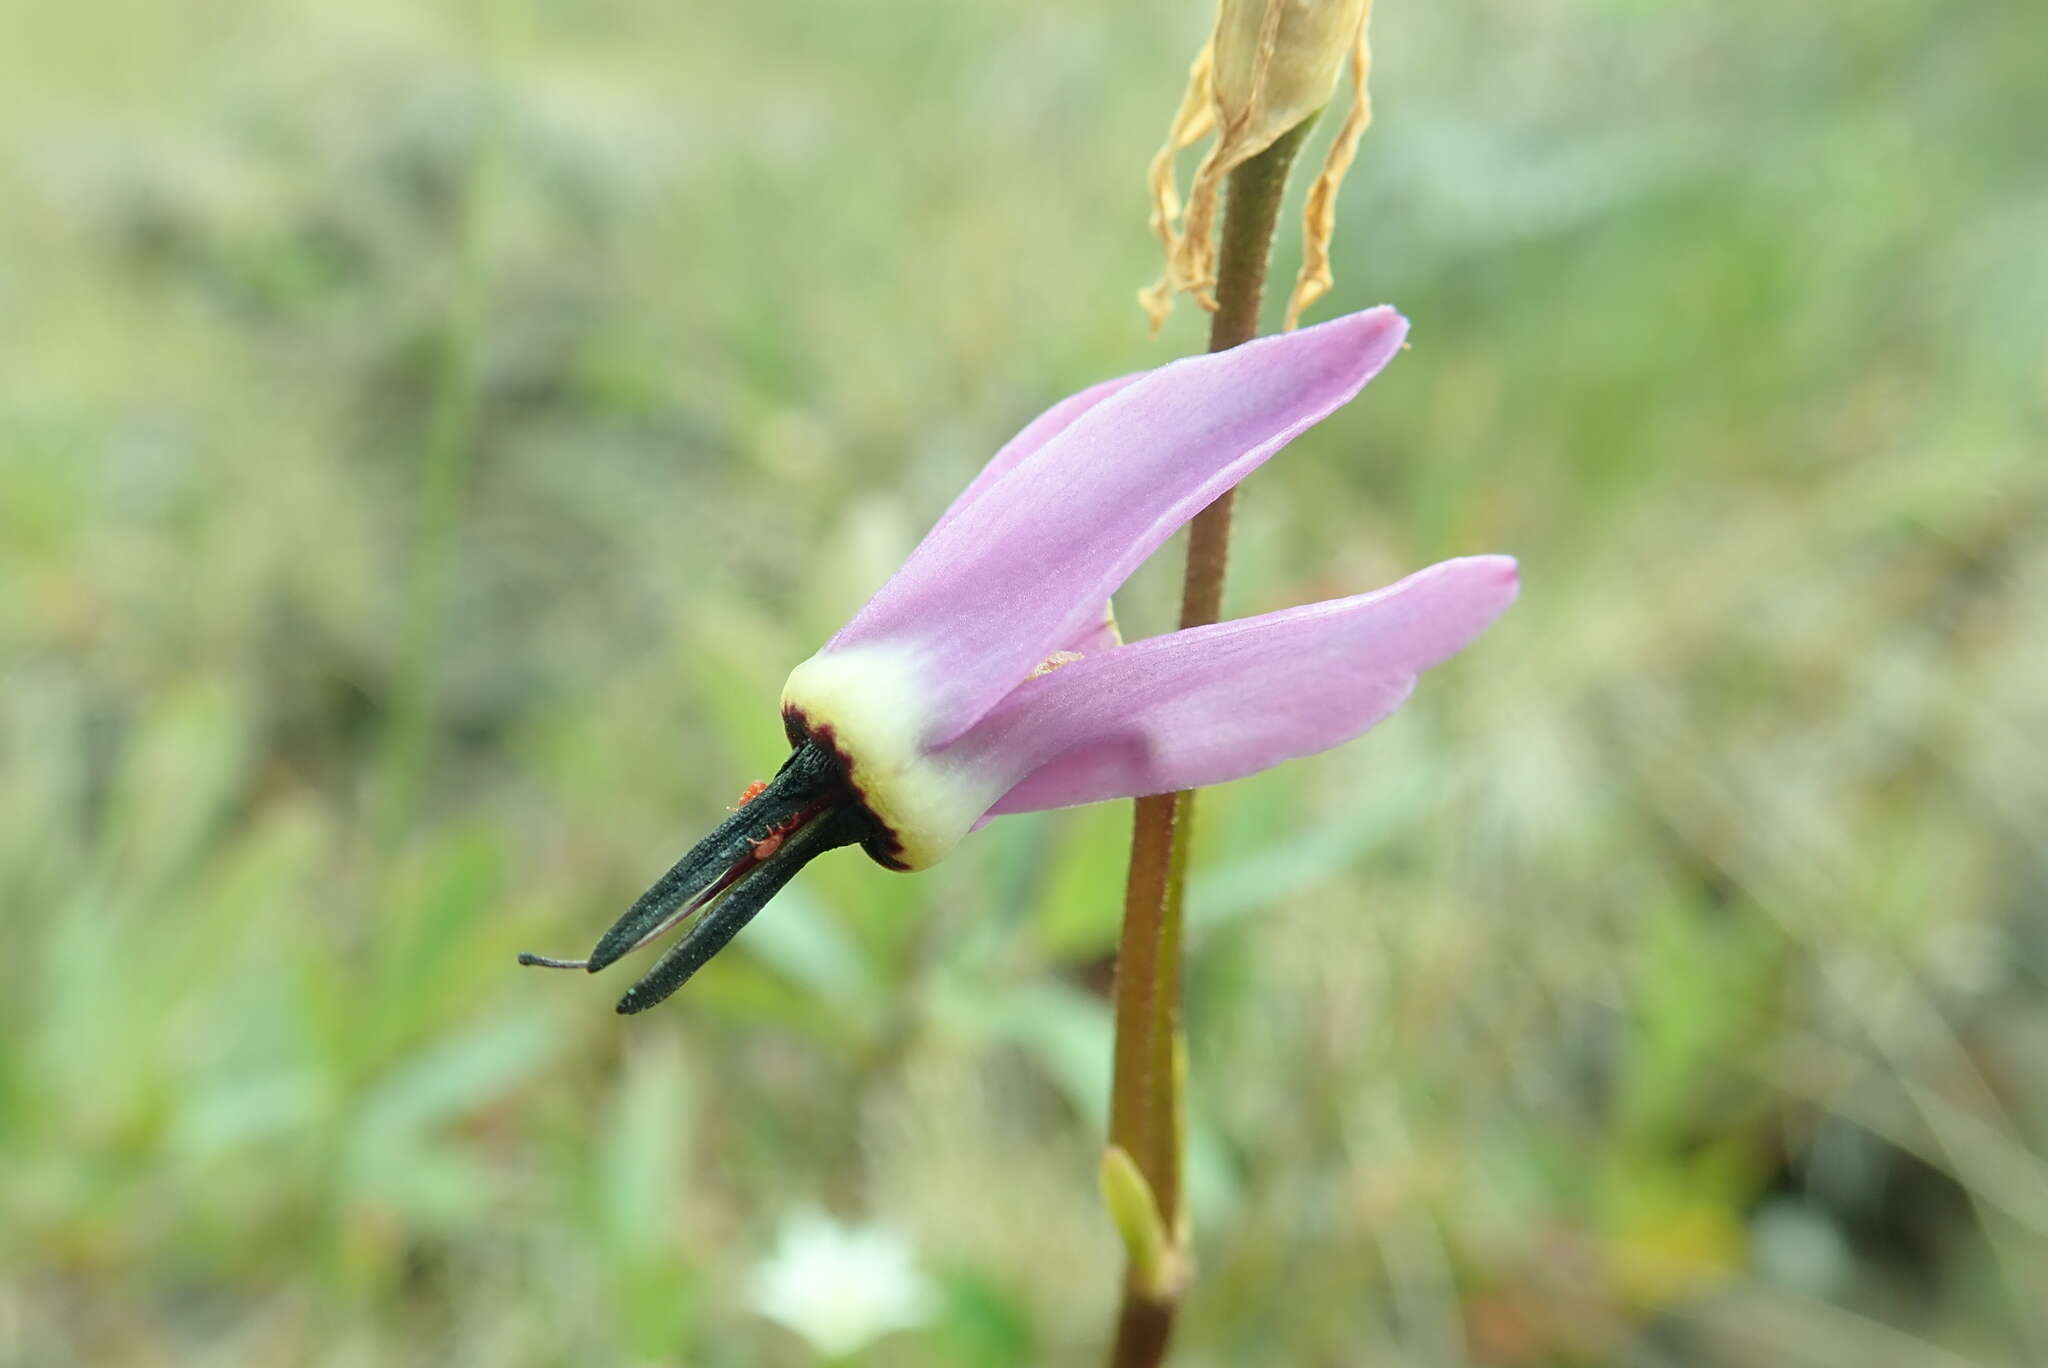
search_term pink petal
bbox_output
[1057,606,1122,658]
[950,556,1519,816]
[926,372,1143,538]
[932,378,1137,666]
[822,307,1411,747]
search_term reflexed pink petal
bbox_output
[929,377,1137,671]
[954,556,1519,815]
[927,373,1143,538]
[819,307,1411,746]
[1057,606,1123,658]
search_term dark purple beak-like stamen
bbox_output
[518,738,872,1013]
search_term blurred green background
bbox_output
[3,0,2044,1363]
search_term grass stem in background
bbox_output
[372,73,501,850]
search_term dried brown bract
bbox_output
[1140,0,1375,334]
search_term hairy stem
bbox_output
[1106,115,1315,1368]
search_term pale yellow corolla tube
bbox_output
[1140,0,1376,335]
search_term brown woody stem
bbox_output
[1106,115,1316,1368]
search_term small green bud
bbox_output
[1100,1144,1189,1299]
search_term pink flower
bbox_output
[524,307,1517,1012]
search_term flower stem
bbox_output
[1106,115,1315,1368]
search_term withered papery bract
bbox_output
[1142,0,1377,333]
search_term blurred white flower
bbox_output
[746,1210,938,1359]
